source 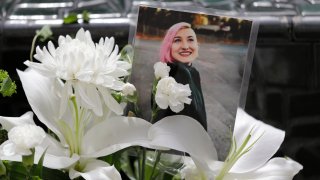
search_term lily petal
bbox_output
[225,157,303,180]
[148,115,218,172]
[17,69,68,147]
[0,140,31,156]
[0,143,79,169]
[69,159,121,180]
[230,109,285,173]
[82,116,154,158]
[36,148,80,169]
[0,111,35,131]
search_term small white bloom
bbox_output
[155,77,191,113]
[154,62,170,79]
[1,124,46,156]
[122,83,136,96]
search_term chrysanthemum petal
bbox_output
[86,85,103,116]
[24,61,56,77]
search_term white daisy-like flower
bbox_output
[1,124,46,156]
[24,28,131,117]
[155,77,191,113]
[154,62,170,79]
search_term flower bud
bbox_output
[122,83,136,96]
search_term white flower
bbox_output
[69,159,121,180]
[0,69,157,180]
[155,77,191,113]
[24,28,131,117]
[1,124,45,156]
[122,83,136,96]
[176,108,303,180]
[0,69,223,180]
[0,69,219,180]
[154,62,170,79]
[180,157,208,180]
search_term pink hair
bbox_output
[159,22,191,63]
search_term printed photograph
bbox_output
[130,6,254,159]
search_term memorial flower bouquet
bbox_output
[0,27,302,180]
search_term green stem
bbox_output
[138,147,146,180]
[216,130,261,180]
[150,150,162,180]
[30,34,39,62]
[150,106,160,123]
[141,148,146,180]
[22,148,35,179]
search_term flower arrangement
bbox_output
[0,27,302,180]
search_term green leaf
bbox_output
[0,160,6,176]
[31,148,47,178]
[82,10,90,23]
[63,13,78,24]
[100,149,125,171]
[3,161,28,180]
[30,176,42,180]
[2,161,69,180]
[42,167,69,180]
[101,154,113,165]
[0,128,8,144]
[114,151,123,171]
[111,92,122,103]
[0,70,17,97]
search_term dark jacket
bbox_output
[154,61,207,130]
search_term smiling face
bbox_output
[171,28,199,64]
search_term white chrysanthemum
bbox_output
[154,62,170,79]
[24,28,131,116]
[1,124,46,156]
[155,77,191,113]
[122,83,136,96]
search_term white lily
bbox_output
[0,69,218,179]
[179,108,303,180]
[24,28,131,117]
[0,69,155,180]
[148,115,218,173]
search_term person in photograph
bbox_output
[154,22,207,130]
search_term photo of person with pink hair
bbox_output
[153,22,207,130]
[130,6,254,159]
